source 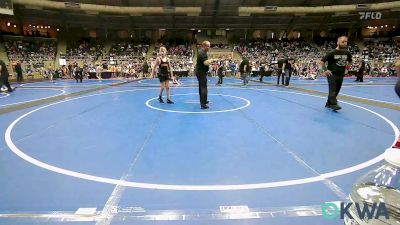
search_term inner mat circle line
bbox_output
[145,93,251,114]
[4,87,398,190]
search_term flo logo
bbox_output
[321,202,389,220]
[359,12,382,20]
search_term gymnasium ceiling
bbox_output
[6,0,400,30]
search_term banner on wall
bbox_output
[59,54,66,66]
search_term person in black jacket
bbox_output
[74,66,83,83]
[355,60,365,82]
[284,57,295,86]
[239,57,250,85]
[259,62,266,82]
[0,59,13,92]
[196,41,216,109]
[216,62,224,85]
[142,61,149,78]
[276,56,286,85]
[395,58,399,98]
[15,60,23,82]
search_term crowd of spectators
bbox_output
[210,43,230,49]
[153,39,193,72]
[234,37,399,77]
[359,39,399,76]
[208,56,240,77]
[66,39,105,61]
[234,38,321,77]
[4,40,57,65]
[106,41,149,62]
[3,35,399,80]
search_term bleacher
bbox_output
[2,36,57,80]
[66,39,105,62]
[1,34,398,80]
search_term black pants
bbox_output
[327,75,344,106]
[259,71,265,82]
[196,73,208,106]
[217,75,223,84]
[17,72,23,82]
[355,71,363,82]
[285,69,292,86]
[75,76,83,83]
[75,75,83,83]
[0,75,12,91]
[277,69,284,85]
[395,79,400,98]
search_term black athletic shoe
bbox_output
[167,99,174,104]
[201,104,209,109]
[158,96,164,103]
[330,104,342,111]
